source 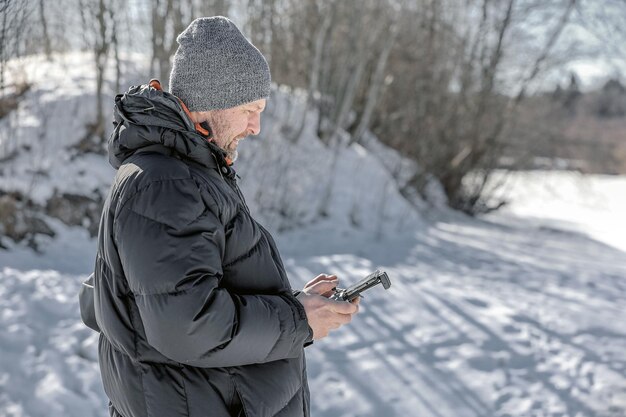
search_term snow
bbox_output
[280,190,626,416]
[484,170,626,253]
[0,268,105,417]
[1,53,625,417]
[0,52,139,205]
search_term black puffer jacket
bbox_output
[92,83,313,417]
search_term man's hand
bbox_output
[296,274,360,340]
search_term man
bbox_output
[89,16,359,417]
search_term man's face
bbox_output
[198,98,266,162]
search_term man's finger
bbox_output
[305,280,339,296]
[304,274,336,288]
[334,312,353,325]
[327,299,358,314]
[304,274,326,289]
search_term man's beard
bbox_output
[224,134,246,162]
[206,112,245,163]
[226,148,238,162]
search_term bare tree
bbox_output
[370,0,579,214]
[93,0,111,143]
[574,0,626,60]
[350,4,401,145]
[0,0,31,94]
[0,0,33,99]
[72,0,118,146]
[111,21,121,94]
[0,0,11,95]
[37,0,52,58]
[285,0,334,143]
[150,0,191,89]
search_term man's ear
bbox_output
[187,110,210,137]
[199,121,213,139]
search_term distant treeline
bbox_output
[1,0,624,214]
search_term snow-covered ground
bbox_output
[486,170,626,254]
[283,172,626,417]
[1,53,625,417]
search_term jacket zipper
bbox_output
[228,176,252,215]
[210,152,252,215]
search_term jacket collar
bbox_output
[107,82,231,173]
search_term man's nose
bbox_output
[247,113,261,136]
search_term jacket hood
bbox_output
[108,83,228,170]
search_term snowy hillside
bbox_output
[0,53,421,251]
[1,54,625,417]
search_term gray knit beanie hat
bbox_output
[169,16,271,111]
